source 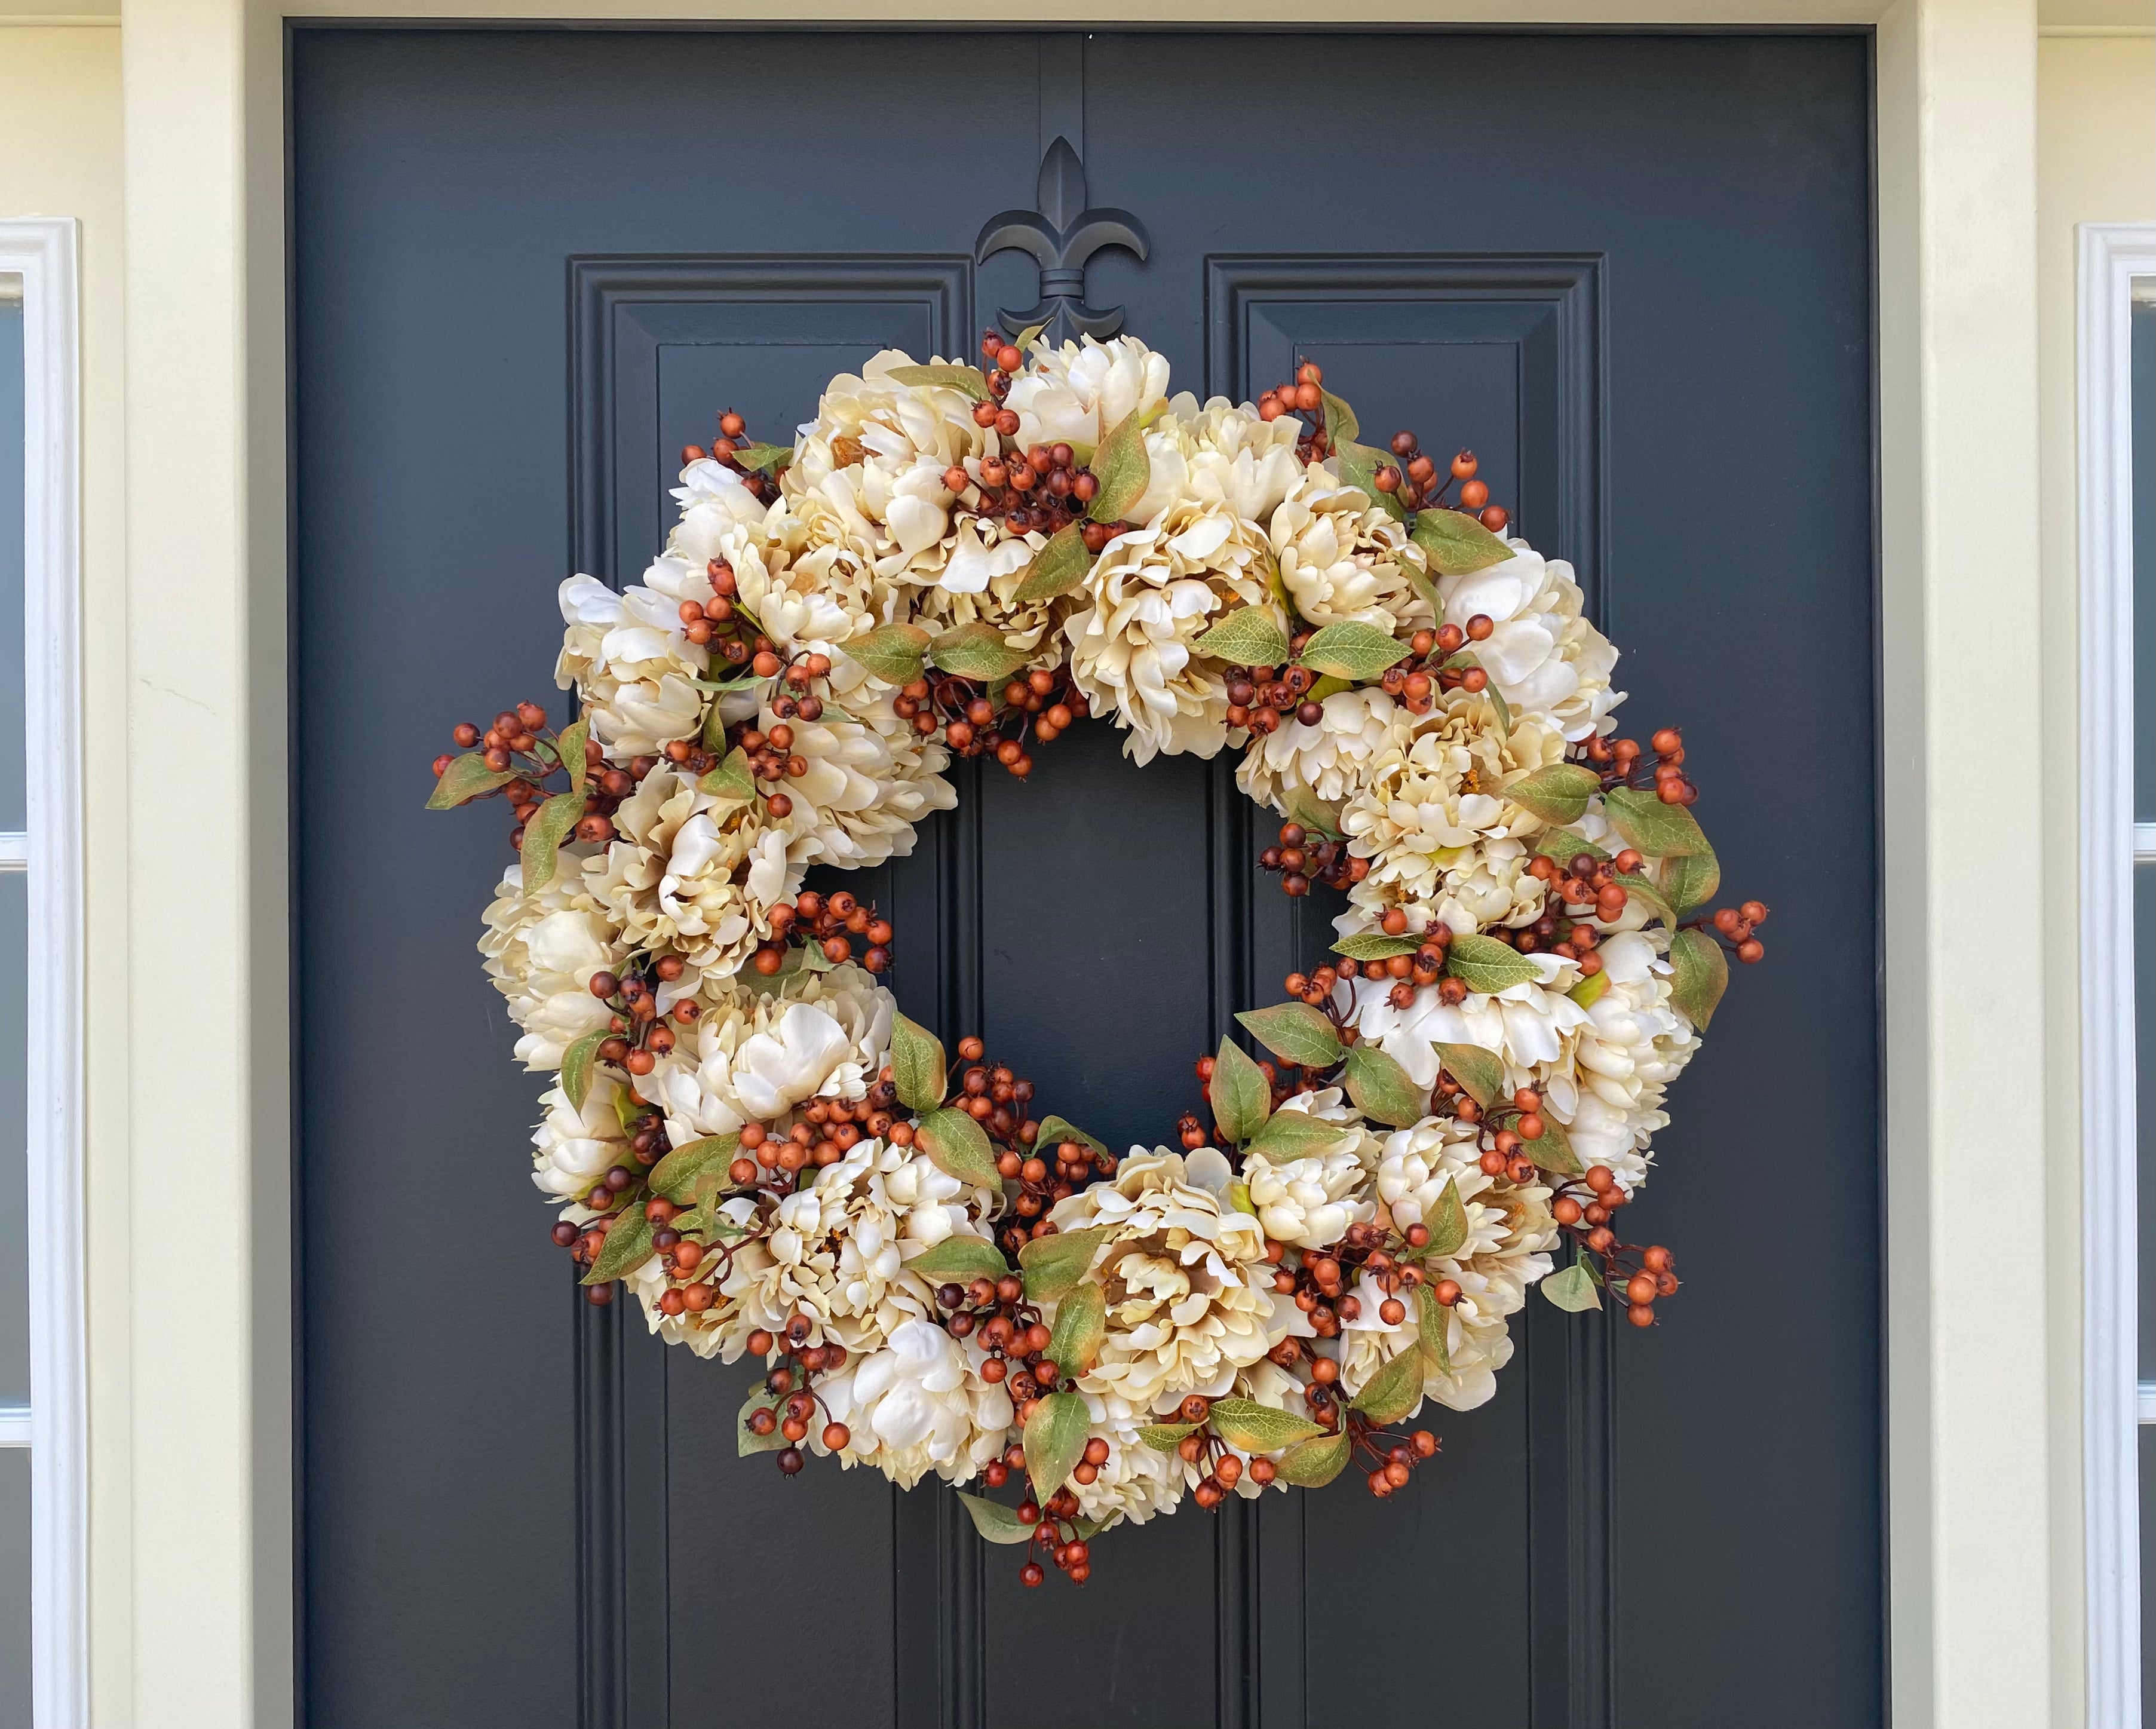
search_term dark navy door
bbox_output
[292,28,1879,1727]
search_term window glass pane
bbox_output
[0,296,20,835]
[2134,295,2156,820]
[0,870,23,1409]
[0,1448,26,1725]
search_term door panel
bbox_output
[293,28,1877,1727]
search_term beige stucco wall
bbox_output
[0,22,130,1721]
[2037,28,2156,1727]
[0,6,2146,1721]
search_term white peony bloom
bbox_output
[666,456,774,569]
[1045,1149,1278,1415]
[1005,334,1172,453]
[555,574,709,756]
[529,1068,632,1200]
[818,1317,1014,1489]
[1171,396,1306,524]
[1436,543,1622,742]
[478,859,621,1070]
[1271,470,1436,633]
[581,765,797,979]
[1335,959,1588,1092]
[1236,686,1407,815]
[1242,1142,1375,1251]
[1064,499,1271,765]
[1066,1393,1188,1530]
[640,964,895,1141]
[760,676,957,871]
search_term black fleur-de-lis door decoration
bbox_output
[975,136,1149,346]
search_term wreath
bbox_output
[428,332,1767,1587]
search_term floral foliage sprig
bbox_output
[428,331,1768,1587]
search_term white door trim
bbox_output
[2079,218,2156,1729]
[0,214,87,1729]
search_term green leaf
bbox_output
[1660,845,1722,915]
[1542,1261,1602,1313]
[738,1387,786,1456]
[426,751,520,810]
[1024,1390,1091,1503]
[725,440,793,474]
[842,621,932,687]
[581,1207,656,1286]
[1019,1225,1111,1304]
[1283,786,1343,841]
[1332,931,1423,962]
[1602,786,1712,859]
[1611,872,1677,930]
[1320,388,1359,446]
[1275,1428,1353,1488]
[1443,933,1542,995]
[1045,1282,1108,1376]
[1207,1396,1324,1454]
[1299,621,1408,683]
[913,1107,1001,1190]
[890,1012,947,1114]
[1208,1037,1272,1145]
[1669,927,1731,1030]
[930,620,1033,685]
[1432,1041,1504,1110]
[1534,828,1610,865]
[885,363,992,401]
[905,1235,1010,1286]
[1504,762,1600,826]
[1404,563,1445,623]
[1420,1176,1470,1259]
[1194,605,1290,669]
[1333,436,1407,520]
[701,693,731,753]
[1343,1045,1424,1129]
[1235,1003,1344,1069]
[559,715,591,798]
[519,790,585,894]
[1244,1110,1354,1162]
[1350,1348,1425,1427]
[1520,1111,1582,1177]
[697,745,756,805]
[1036,1115,1109,1161]
[561,1028,606,1114]
[1012,521,1096,604]
[648,1132,743,1204]
[1568,968,1610,1008]
[1087,409,1152,523]
[1139,1421,1198,1453]
[1416,1283,1453,1375]
[1409,507,1515,575]
[955,1489,1035,1544]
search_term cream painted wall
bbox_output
[0,23,128,1725]
[2039,30,2156,1729]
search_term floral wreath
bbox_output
[428,332,1768,1587]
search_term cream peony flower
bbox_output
[555,574,708,756]
[760,673,958,870]
[478,859,621,1070]
[1335,957,1588,1092]
[529,1068,632,1201]
[639,963,894,1141]
[1004,335,1171,454]
[1242,1143,1375,1251]
[1436,543,1622,743]
[817,1317,1015,1489]
[581,764,796,979]
[1045,1149,1279,1415]
[1236,686,1406,815]
[665,455,774,570]
[1063,500,1271,765]
[1066,1395,1189,1530]
[1271,470,1436,633]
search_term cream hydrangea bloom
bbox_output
[556,573,707,755]
[1237,687,1406,814]
[638,962,894,1141]
[478,857,620,1070]
[1436,544,1621,743]
[581,764,795,979]
[815,1317,1015,1489]
[1004,334,1171,453]
[1063,501,1272,765]
[1271,470,1436,633]
[1045,1149,1279,1414]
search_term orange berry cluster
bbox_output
[682,407,778,501]
[741,1314,854,1475]
[689,558,788,674]
[956,330,1111,543]
[749,887,893,977]
[1581,724,1699,808]
[922,664,1093,780]
[431,703,641,853]
[1258,819,1367,899]
[1551,1165,1680,1329]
